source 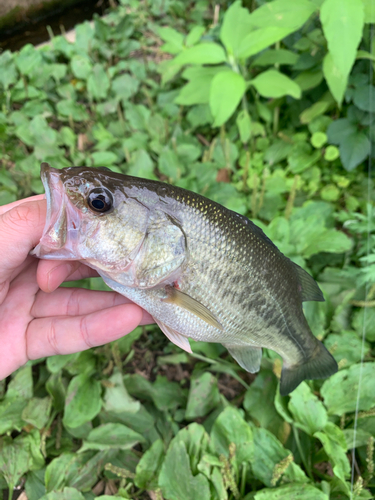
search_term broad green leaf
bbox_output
[22,397,52,430]
[158,26,184,54]
[287,382,327,435]
[174,424,209,474]
[321,362,375,415]
[321,0,364,104]
[46,353,80,374]
[15,44,43,75]
[91,151,118,166]
[238,27,291,59]
[0,51,18,89]
[362,0,375,22]
[339,131,371,171]
[210,406,254,464]
[135,439,165,489]
[253,49,299,67]
[39,487,85,500]
[87,64,110,100]
[236,109,252,143]
[159,148,184,181]
[300,101,330,124]
[322,53,347,106]
[159,439,210,500]
[45,453,75,492]
[254,483,329,500]
[63,374,102,428]
[353,84,375,112]
[70,55,92,80]
[185,26,205,47]
[174,43,227,66]
[324,331,370,367]
[326,118,357,145]
[250,70,301,99]
[127,149,156,178]
[80,423,145,452]
[185,372,220,420]
[251,426,307,486]
[0,436,36,492]
[56,100,90,121]
[103,370,140,414]
[112,73,139,101]
[209,71,246,127]
[220,1,253,58]
[175,66,229,105]
[314,423,350,483]
[244,370,287,441]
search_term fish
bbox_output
[32,162,338,395]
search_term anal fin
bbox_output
[224,344,262,373]
[155,318,192,354]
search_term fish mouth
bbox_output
[31,162,81,259]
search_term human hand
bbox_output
[0,195,153,380]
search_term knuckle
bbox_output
[79,316,94,349]
[66,288,81,316]
[47,318,61,355]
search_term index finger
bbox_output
[0,194,45,216]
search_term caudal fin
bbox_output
[280,341,338,396]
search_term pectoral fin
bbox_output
[163,286,223,330]
[224,344,262,373]
[155,318,192,353]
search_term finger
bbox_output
[37,259,99,293]
[0,194,45,215]
[31,287,155,324]
[26,303,146,359]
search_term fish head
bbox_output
[32,162,150,273]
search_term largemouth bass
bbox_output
[32,163,338,395]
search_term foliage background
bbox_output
[0,0,374,499]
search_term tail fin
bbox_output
[280,341,338,396]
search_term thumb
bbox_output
[0,199,47,281]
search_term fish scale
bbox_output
[32,163,338,395]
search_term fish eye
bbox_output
[87,188,113,214]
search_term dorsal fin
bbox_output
[294,264,324,302]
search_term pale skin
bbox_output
[0,195,154,380]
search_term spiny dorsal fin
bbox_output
[294,264,324,302]
[163,286,223,330]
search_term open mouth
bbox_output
[31,162,80,260]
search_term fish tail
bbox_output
[280,340,338,396]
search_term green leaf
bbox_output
[135,439,165,489]
[254,483,329,500]
[250,70,301,99]
[0,51,18,89]
[0,435,37,492]
[236,110,252,143]
[362,0,375,22]
[300,101,330,124]
[220,1,253,58]
[158,26,184,54]
[70,55,92,80]
[321,0,364,104]
[40,487,86,500]
[339,130,371,171]
[87,64,110,101]
[209,71,246,127]
[103,370,140,414]
[185,373,221,419]
[287,382,327,435]
[127,149,156,178]
[80,423,145,452]
[253,49,299,66]
[321,362,375,415]
[326,118,356,145]
[251,426,307,487]
[314,423,350,483]
[56,100,90,121]
[159,439,210,500]
[185,26,205,47]
[311,131,327,148]
[22,397,52,430]
[176,66,229,106]
[63,374,102,428]
[174,43,227,66]
[91,151,118,166]
[353,84,375,112]
[112,73,139,101]
[15,44,43,76]
[325,331,370,367]
[210,407,254,465]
